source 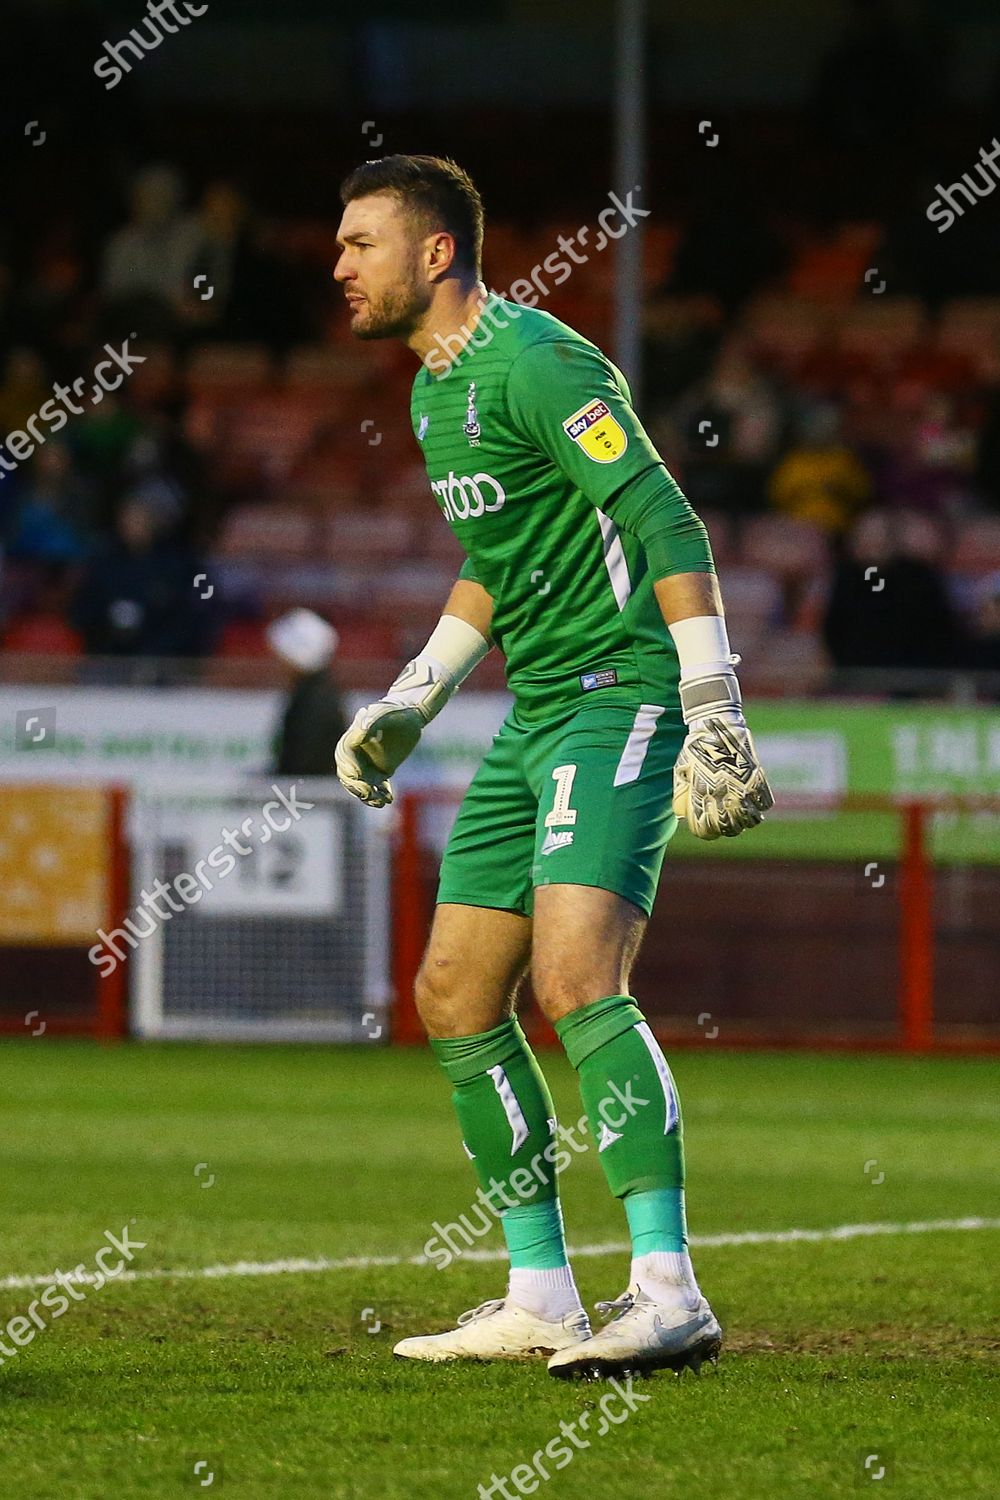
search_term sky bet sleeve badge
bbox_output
[562,398,628,462]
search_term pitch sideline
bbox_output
[1,1216,998,1293]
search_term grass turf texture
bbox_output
[1,1043,997,1499]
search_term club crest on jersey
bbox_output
[417,414,429,441]
[562,398,628,463]
[464,382,481,446]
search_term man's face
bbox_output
[334,193,433,340]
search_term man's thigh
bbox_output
[529,701,685,918]
[417,901,533,1038]
[531,883,647,1023]
[437,714,538,916]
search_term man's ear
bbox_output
[426,231,457,282]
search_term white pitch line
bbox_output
[1,1217,998,1293]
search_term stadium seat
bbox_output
[739,296,829,369]
[696,509,736,570]
[380,459,431,510]
[3,612,83,656]
[645,295,725,342]
[938,297,1000,336]
[284,346,374,393]
[643,225,680,291]
[713,563,784,650]
[373,562,456,609]
[740,514,830,582]
[834,299,927,365]
[951,518,1000,577]
[214,505,320,562]
[284,450,363,509]
[214,618,272,658]
[785,222,881,302]
[750,627,829,696]
[894,510,949,566]
[186,344,273,394]
[324,508,416,565]
[422,524,468,568]
[333,618,400,661]
[253,564,373,615]
[933,322,1000,382]
[208,393,334,487]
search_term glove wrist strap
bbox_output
[383,615,490,725]
[383,657,454,724]
[679,669,743,724]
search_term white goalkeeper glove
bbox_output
[670,618,774,841]
[335,616,490,809]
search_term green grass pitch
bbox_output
[1,1041,997,1498]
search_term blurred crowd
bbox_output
[2,149,1000,697]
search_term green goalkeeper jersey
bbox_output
[410,294,714,721]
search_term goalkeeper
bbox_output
[334,155,773,1381]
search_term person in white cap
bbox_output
[266,609,346,775]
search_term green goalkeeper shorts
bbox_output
[437,699,687,918]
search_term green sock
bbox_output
[625,1187,688,1254]
[556,995,687,1250]
[502,1198,570,1270]
[430,1018,568,1270]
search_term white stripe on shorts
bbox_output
[613,704,666,787]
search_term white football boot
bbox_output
[393,1297,592,1363]
[547,1283,722,1381]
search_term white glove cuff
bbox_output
[669,615,744,723]
[383,614,490,724]
[668,615,734,681]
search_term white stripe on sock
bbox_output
[635,1021,679,1134]
[487,1064,530,1155]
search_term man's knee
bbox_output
[414,952,461,1024]
[414,950,519,1038]
[531,958,615,1020]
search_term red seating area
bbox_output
[4,203,1000,691]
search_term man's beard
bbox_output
[352,281,429,341]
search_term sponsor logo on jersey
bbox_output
[540,828,575,857]
[580,668,619,692]
[463,382,481,446]
[430,470,506,522]
[562,398,628,463]
[597,1121,623,1152]
[417,414,429,441]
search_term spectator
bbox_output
[968,574,1000,688]
[822,510,967,686]
[769,404,872,533]
[655,340,786,514]
[5,442,93,563]
[267,609,347,776]
[0,348,48,442]
[100,165,200,338]
[72,494,212,658]
[180,181,308,350]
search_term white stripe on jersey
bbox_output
[595,509,632,612]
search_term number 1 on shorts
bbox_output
[545,763,579,828]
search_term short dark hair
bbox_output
[339,154,484,277]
